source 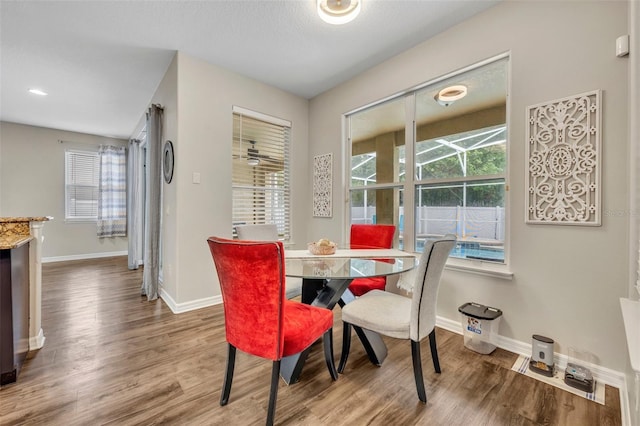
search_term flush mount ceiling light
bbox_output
[434,84,467,107]
[317,0,361,25]
[28,88,48,96]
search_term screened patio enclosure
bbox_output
[350,124,506,262]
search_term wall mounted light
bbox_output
[317,0,361,25]
[434,85,467,107]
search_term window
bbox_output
[232,107,291,241]
[350,97,405,238]
[348,57,508,263]
[413,124,506,261]
[65,150,99,221]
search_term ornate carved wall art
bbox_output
[313,153,332,217]
[526,90,601,225]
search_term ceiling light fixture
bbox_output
[247,140,261,166]
[434,84,467,107]
[317,0,361,25]
[28,88,48,96]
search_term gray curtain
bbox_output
[127,138,144,270]
[97,145,127,238]
[142,104,163,300]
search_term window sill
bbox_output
[445,258,513,280]
[65,218,97,224]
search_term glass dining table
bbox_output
[281,248,417,384]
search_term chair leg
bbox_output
[429,329,441,374]
[220,343,236,406]
[266,360,281,426]
[338,322,352,373]
[323,329,338,380]
[411,340,427,403]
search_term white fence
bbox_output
[352,206,505,242]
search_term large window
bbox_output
[65,149,99,221]
[350,96,405,244]
[232,107,291,240]
[348,57,508,263]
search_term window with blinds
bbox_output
[232,107,291,241]
[65,150,99,221]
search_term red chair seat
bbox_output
[349,277,386,297]
[282,300,333,356]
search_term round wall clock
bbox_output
[163,140,174,183]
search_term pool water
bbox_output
[450,244,504,262]
[406,239,505,263]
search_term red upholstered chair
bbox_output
[207,237,338,426]
[348,224,396,297]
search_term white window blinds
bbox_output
[65,150,99,220]
[232,107,291,241]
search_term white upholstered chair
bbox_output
[338,234,456,403]
[235,224,303,300]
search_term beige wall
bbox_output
[155,52,310,306]
[310,0,629,373]
[0,121,128,258]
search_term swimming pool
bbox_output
[405,239,505,263]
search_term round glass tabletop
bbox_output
[285,256,416,280]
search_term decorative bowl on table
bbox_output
[308,239,337,255]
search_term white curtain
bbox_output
[97,145,127,237]
[142,104,163,301]
[127,139,144,270]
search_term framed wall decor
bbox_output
[313,153,332,217]
[525,90,601,225]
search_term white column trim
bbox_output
[29,221,46,349]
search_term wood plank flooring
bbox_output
[0,256,622,425]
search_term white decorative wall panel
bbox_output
[526,90,601,225]
[313,153,332,217]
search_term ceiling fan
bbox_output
[234,140,281,166]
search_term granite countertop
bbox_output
[0,216,52,223]
[0,234,33,250]
[0,216,52,247]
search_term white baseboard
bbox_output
[29,328,45,350]
[436,315,626,389]
[159,287,222,314]
[43,251,127,263]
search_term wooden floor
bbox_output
[0,256,622,426]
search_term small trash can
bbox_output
[458,302,503,354]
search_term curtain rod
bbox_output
[58,139,127,146]
[58,139,98,145]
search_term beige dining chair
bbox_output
[338,234,457,403]
[235,224,303,299]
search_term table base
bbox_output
[280,278,388,384]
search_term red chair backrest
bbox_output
[350,224,396,249]
[207,237,286,360]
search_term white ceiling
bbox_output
[0,0,499,139]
